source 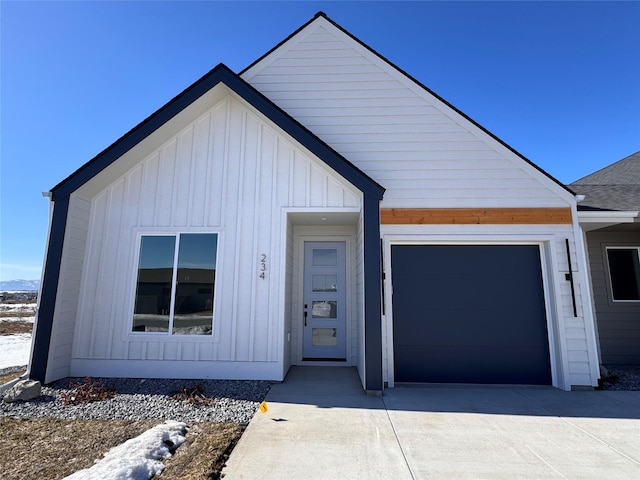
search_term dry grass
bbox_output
[0,418,244,480]
[0,418,159,480]
[0,321,34,335]
[0,370,25,385]
[161,422,245,479]
[0,310,36,318]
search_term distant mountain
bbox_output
[0,279,41,292]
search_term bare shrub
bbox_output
[171,383,216,405]
[62,377,116,405]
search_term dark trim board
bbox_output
[363,195,383,391]
[30,197,70,382]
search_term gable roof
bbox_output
[242,11,574,197]
[50,63,384,201]
[570,151,640,211]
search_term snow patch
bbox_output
[63,420,187,480]
[0,334,32,369]
[0,303,36,322]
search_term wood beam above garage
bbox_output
[381,208,573,225]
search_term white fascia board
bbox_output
[577,210,640,232]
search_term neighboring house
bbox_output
[570,151,640,365]
[30,12,601,392]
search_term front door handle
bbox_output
[304,304,308,326]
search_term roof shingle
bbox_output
[569,151,640,211]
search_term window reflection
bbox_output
[312,328,337,346]
[132,236,175,332]
[312,248,337,266]
[173,234,217,335]
[312,300,337,318]
[312,275,337,292]
[132,233,217,335]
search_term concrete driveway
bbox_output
[222,367,640,479]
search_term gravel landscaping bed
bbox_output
[1,364,637,425]
[1,377,271,424]
[600,365,640,391]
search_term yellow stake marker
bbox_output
[259,401,268,413]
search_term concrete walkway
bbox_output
[222,366,640,479]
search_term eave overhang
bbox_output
[577,210,640,232]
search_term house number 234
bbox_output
[259,254,267,279]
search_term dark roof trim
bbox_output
[242,11,574,196]
[576,205,615,212]
[51,62,384,201]
[241,11,326,75]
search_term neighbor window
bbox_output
[132,233,218,334]
[606,247,640,301]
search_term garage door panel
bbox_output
[393,308,549,347]
[393,245,542,275]
[393,273,545,310]
[392,244,552,385]
[394,345,552,384]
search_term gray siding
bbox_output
[586,229,640,364]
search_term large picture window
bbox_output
[606,247,640,301]
[132,233,218,334]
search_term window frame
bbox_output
[130,230,220,336]
[605,246,640,303]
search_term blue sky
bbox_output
[1,1,639,281]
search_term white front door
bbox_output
[302,241,347,360]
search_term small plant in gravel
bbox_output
[171,383,216,405]
[62,377,116,405]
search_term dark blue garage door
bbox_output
[392,245,552,385]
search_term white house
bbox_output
[30,12,601,392]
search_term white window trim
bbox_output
[129,230,221,337]
[605,246,640,303]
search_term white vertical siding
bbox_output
[68,94,362,380]
[242,18,572,209]
[46,194,90,380]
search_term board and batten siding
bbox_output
[242,18,571,210]
[62,95,362,381]
[45,195,91,381]
[585,229,640,365]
